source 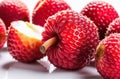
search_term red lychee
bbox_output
[32,0,71,26]
[95,33,120,79]
[40,10,99,69]
[81,1,119,40]
[0,0,30,29]
[106,17,120,36]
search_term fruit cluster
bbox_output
[0,0,120,79]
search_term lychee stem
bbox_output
[40,37,57,54]
[96,45,105,61]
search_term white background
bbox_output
[1,0,120,79]
[21,0,120,14]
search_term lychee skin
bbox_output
[7,23,45,63]
[106,17,120,36]
[0,18,6,49]
[0,0,30,29]
[95,33,120,79]
[32,0,71,26]
[81,1,119,40]
[42,10,99,69]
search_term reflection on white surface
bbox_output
[1,0,120,79]
[7,65,101,79]
[0,46,102,79]
[39,57,56,73]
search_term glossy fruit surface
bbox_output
[42,10,99,69]
[0,18,6,49]
[0,0,30,29]
[81,1,119,39]
[106,17,120,36]
[32,0,71,26]
[96,33,120,79]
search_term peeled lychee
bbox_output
[7,21,45,63]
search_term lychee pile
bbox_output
[0,0,120,78]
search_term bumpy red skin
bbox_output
[95,33,120,79]
[0,0,30,29]
[81,1,119,40]
[0,19,6,49]
[32,0,71,26]
[106,18,120,36]
[42,10,99,69]
[7,26,45,63]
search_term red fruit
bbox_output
[32,0,71,26]
[81,1,119,40]
[40,10,99,69]
[95,33,120,79]
[7,21,45,63]
[0,18,6,49]
[106,17,120,36]
[0,0,30,29]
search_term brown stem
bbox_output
[40,37,57,54]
